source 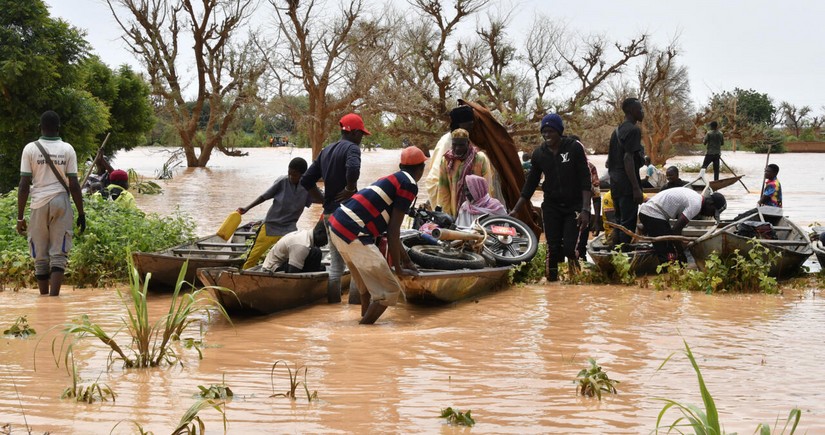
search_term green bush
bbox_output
[653,241,779,294]
[1,189,195,287]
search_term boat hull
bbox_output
[133,233,250,292]
[814,241,825,270]
[587,234,660,276]
[197,267,350,315]
[399,266,511,304]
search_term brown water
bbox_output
[1,148,824,434]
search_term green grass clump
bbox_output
[60,350,116,404]
[440,407,475,426]
[575,358,619,399]
[655,340,801,434]
[54,256,231,369]
[509,244,546,284]
[269,360,318,402]
[197,375,234,400]
[4,315,36,338]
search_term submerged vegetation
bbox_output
[0,189,195,288]
[440,407,476,426]
[653,241,780,294]
[575,358,620,400]
[655,340,801,434]
[269,360,318,402]
[60,350,116,404]
[53,258,230,369]
[3,316,36,338]
[197,376,234,400]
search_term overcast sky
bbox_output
[44,0,825,110]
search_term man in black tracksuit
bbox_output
[511,114,591,281]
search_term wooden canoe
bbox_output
[132,229,255,292]
[689,210,813,279]
[644,175,744,194]
[398,266,511,305]
[587,220,719,276]
[196,266,351,315]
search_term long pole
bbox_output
[756,143,773,222]
[80,133,111,188]
[719,157,750,193]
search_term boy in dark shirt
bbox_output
[511,114,591,281]
[605,97,645,246]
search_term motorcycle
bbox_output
[402,205,539,271]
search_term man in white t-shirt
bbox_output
[638,188,725,265]
[261,220,328,274]
[17,111,86,296]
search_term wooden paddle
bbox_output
[605,221,700,244]
[719,156,750,193]
[80,133,111,189]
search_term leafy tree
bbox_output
[0,0,109,192]
[734,88,776,126]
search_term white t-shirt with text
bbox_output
[20,138,78,209]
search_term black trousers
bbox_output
[639,213,681,264]
[542,202,580,272]
[702,153,720,181]
[611,191,639,246]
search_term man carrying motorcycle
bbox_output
[510,114,592,282]
[328,147,428,324]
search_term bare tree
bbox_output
[779,101,811,138]
[637,43,693,164]
[454,13,530,120]
[261,0,392,157]
[523,16,565,121]
[107,0,265,167]
[557,33,648,117]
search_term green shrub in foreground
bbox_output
[1,189,195,287]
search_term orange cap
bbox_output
[400,146,428,165]
[339,113,371,135]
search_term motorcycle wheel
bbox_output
[479,215,539,265]
[408,245,487,270]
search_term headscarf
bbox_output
[443,128,478,207]
[459,174,505,216]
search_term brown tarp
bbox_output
[459,99,543,236]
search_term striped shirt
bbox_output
[329,171,418,244]
[639,187,703,221]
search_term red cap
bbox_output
[109,169,128,182]
[339,113,371,135]
[400,146,428,165]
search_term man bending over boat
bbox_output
[638,189,726,265]
[261,220,328,274]
[328,147,427,324]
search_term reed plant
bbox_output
[171,399,227,435]
[655,340,801,434]
[60,350,116,404]
[269,360,318,402]
[3,315,36,338]
[54,255,232,369]
[440,407,475,426]
[575,358,619,400]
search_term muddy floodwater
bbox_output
[2,148,824,434]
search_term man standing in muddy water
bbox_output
[702,121,724,181]
[328,147,426,324]
[16,110,86,296]
[301,113,367,304]
[606,97,646,247]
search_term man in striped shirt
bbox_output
[329,147,428,324]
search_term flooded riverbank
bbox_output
[1,147,824,433]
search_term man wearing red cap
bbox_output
[328,146,427,324]
[98,169,137,209]
[301,113,368,303]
